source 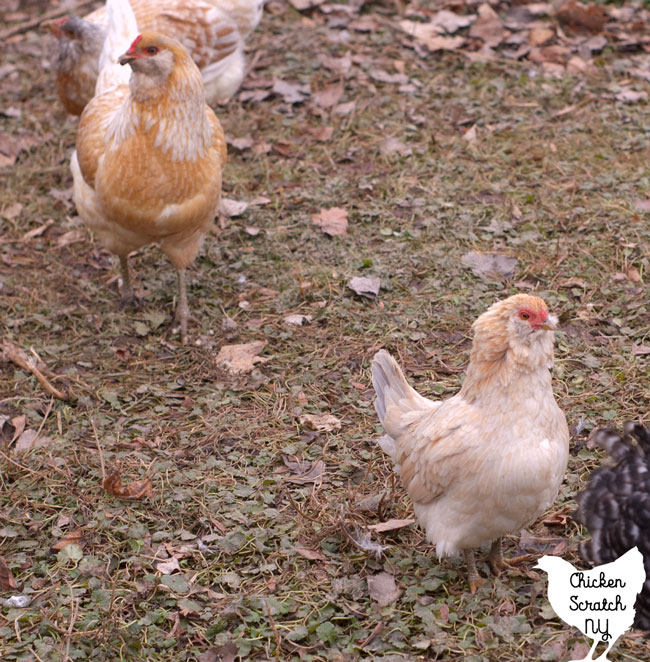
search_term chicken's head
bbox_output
[119,33,187,76]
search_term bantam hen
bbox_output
[49,0,264,114]
[371,294,569,592]
[71,0,227,343]
[574,422,650,631]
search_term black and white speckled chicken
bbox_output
[574,422,650,631]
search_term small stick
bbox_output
[0,0,97,41]
[2,340,71,401]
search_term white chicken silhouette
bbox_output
[535,547,645,661]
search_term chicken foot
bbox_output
[463,549,486,593]
[488,538,531,576]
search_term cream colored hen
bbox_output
[49,0,263,114]
[371,294,569,592]
[71,0,226,343]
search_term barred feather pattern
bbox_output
[575,422,650,630]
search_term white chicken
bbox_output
[535,547,646,662]
[371,294,570,591]
[49,0,264,114]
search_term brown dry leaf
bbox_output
[22,219,54,241]
[293,546,328,562]
[367,518,415,533]
[626,267,641,282]
[1,202,22,220]
[14,429,53,453]
[227,135,255,151]
[318,52,352,74]
[0,556,18,591]
[632,344,650,356]
[461,251,518,281]
[529,27,554,46]
[431,10,475,34]
[219,198,249,218]
[103,470,153,500]
[215,340,268,375]
[50,529,85,553]
[462,124,478,142]
[556,0,608,32]
[367,572,401,607]
[399,21,465,51]
[272,78,310,104]
[56,229,86,248]
[311,126,334,142]
[313,82,343,109]
[299,413,342,432]
[469,4,505,47]
[199,641,238,662]
[347,276,381,298]
[156,557,181,575]
[312,207,348,236]
[288,0,325,9]
[282,456,326,484]
[380,137,412,156]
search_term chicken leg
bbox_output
[488,538,531,576]
[174,267,189,345]
[464,549,486,593]
[118,255,138,308]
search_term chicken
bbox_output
[535,548,645,662]
[574,422,650,631]
[71,0,227,344]
[371,294,569,592]
[48,0,264,114]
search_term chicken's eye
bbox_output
[145,46,158,55]
[520,312,530,320]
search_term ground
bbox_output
[1,0,650,660]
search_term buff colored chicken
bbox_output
[371,294,569,592]
[49,0,264,114]
[71,0,227,344]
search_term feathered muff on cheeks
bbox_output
[118,33,176,75]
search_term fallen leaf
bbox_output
[219,198,249,218]
[469,4,505,47]
[1,202,22,220]
[284,314,313,326]
[431,10,475,34]
[380,137,412,156]
[50,529,85,553]
[632,344,650,356]
[556,0,608,33]
[56,229,85,248]
[462,124,478,142]
[311,125,334,142]
[282,456,325,484]
[199,641,238,662]
[367,572,401,607]
[370,70,409,85]
[156,557,181,575]
[215,340,268,375]
[614,89,647,104]
[13,429,53,453]
[293,546,328,562]
[313,82,343,109]
[227,136,255,151]
[273,78,310,104]
[299,413,342,431]
[347,276,381,298]
[461,251,518,281]
[318,52,352,74]
[399,21,465,51]
[529,27,554,46]
[312,207,348,236]
[367,518,415,533]
[0,556,18,591]
[22,219,54,241]
[334,101,356,116]
[103,470,153,500]
[288,0,325,9]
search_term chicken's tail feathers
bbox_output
[95,0,138,96]
[371,350,436,426]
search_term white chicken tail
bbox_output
[95,0,138,96]
[371,350,437,457]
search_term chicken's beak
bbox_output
[536,313,558,332]
[118,52,135,66]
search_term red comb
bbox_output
[127,34,143,52]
